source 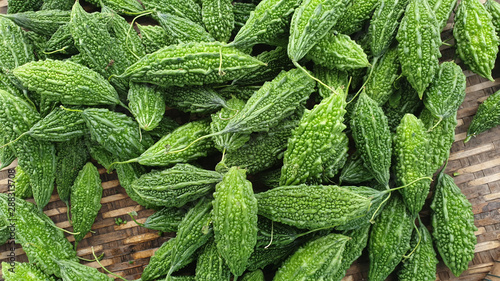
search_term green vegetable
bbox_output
[485,0,500,37]
[240,270,264,281]
[41,0,74,10]
[427,0,458,31]
[314,65,350,99]
[143,207,186,233]
[136,24,175,54]
[454,0,499,81]
[383,78,423,132]
[431,171,477,277]
[396,0,442,98]
[331,224,371,281]
[58,260,113,281]
[83,0,144,15]
[45,23,78,55]
[466,88,500,142]
[85,140,117,172]
[334,0,380,35]
[202,0,234,42]
[155,12,215,44]
[28,106,87,142]
[7,0,43,13]
[233,2,256,35]
[70,162,103,245]
[339,151,375,184]
[141,238,194,281]
[364,45,400,105]
[128,83,165,131]
[163,86,228,114]
[14,165,33,199]
[213,167,258,277]
[115,162,159,209]
[273,233,349,280]
[142,0,202,25]
[131,163,222,207]
[0,10,70,36]
[195,238,231,281]
[210,97,250,153]
[2,261,55,281]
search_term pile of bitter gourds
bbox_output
[0,0,498,280]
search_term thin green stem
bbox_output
[293,61,339,95]
[108,158,139,171]
[427,117,443,132]
[264,220,274,249]
[370,192,391,223]
[0,131,28,149]
[127,212,145,227]
[78,252,104,262]
[42,46,69,55]
[403,219,421,259]
[59,105,83,113]
[92,246,129,281]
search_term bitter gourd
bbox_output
[13,59,123,106]
[213,167,258,277]
[0,195,78,277]
[85,139,117,172]
[56,137,89,205]
[368,193,413,281]
[131,163,222,207]
[142,0,203,25]
[334,0,380,35]
[307,32,370,71]
[70,162,103,245]
[156,12,215,44]
[423,61,466,119]
[369,0,410,57]
[128,83,165,131]
[202,0,234,42]
[397,0,442,98]
[82,108,154,160]
[7,0,43,14]
[14,165,33,199]
[280,87,348,185]
[164,86,228,114]
[136,24,175,54]
[141,238,190,281]
[431,171,477,277]
[394,113,432,215]
[233,2,256,35]
[339,151,375,184]
[118,42,265,87]
[2,261,55,281]
[129,120,215,166]
[232,0,300,48]
[397,223,438,281]
[45,23,78,55]
[210,97,250,153]
[331,224,371,281]
[427,0,458,31]
[454,0,499,81]
[314,65,350,99]
[195,238,231,281]
[28,106,87,142]
[148,116,180,141]
[0,10,70,36]
[485,0,500,38]
[287,0,350,62]
[465,88,500,142]
[241,270,264,281]
[83,0,144,15]
[58,260,113,281]
[115,162,160,209]
[255,184,377,229]
[41,0,74,10]
[383,78,423,132]
[143,207,186,233]
[273,233,349,280]
[364,45,400,105]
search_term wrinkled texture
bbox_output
[202,0,234,42]
[466,88,500,141]
[58,260,113,281]
[369,0,410,56]
[334,0,380,35]
[307,33,369,70]
[128,83,165,131]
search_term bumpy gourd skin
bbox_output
[394,113,432,215]
[307,33,370,70]
[0,10,70,37]
[369,0,410,57]
[56,137,89,205]
[137,24,174,54]
[83,0,144,15]
[364,45,400,105]
[213,167,258,277]
[164,86,227,114]
[466,89,500,142]
[397,0,442,98]
[280,88,348,185]
[70,162,103,245]
[287,0,351,61]
[141,238,194,281]
[314,65,350,99]
[195,238,231,281]
[241,269,264,281]
[427,0,458,31]
[334,0,380,35]
[156,12,215,44]
[368,194,413,281]
[45,24,78,55]
[83,108,153,160]
[383,78,423,132]
[0,195,78,277]
[485,0,500,37]
[255,185,375,229]
[29,107,87,142]
[135,120,215,166]
[14,165,33,199]
[131,163,222,208]
[128,83,165,131]
[431,172,477,277]
[119,42,265,87]
[223,68,314,135]
[211,97,250,152]
[351,92,392,188]
[115,162,159,209]
[273,233,349,280]
[13,59,121,106]
[331,224,371,281]
[143,207,185,232]
[232,0,300,48]
[2,261,55,281]
[423,61,466,119]
[7,0,43,13]
[454,0,499,81]
[397,223,438,281]
[58,260,113,281]
[142,0,202,25]
[202,0,234,42]
[339,151,374,184]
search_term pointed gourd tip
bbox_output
[464,134,473,143]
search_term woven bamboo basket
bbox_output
[1,0,500,280]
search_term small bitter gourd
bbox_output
[136,24,175,54]
[331,224,371,281]
[427,0,458,31]
[155,12,215,44]
[70,162,103,245]
[287,0,350,62]
[396,0,442,98]
[465,88,500,142]
[255,184,378,229]
[195,238,231,281]
[128,83,165,131]
[334,0,380,35]
[118,42,265,87]
[454,0,499,81]
[364,45,400,105]
[2,261,55,281]
[58,260,113,281]
[202,0,234,42]
[394,113,432,216]
[56,137,89,206]
[368,193,413,281]
[369,0,410,57]
[431,171,477,277]
[130,163,222,208]
[45,23,78,55]
[163,86,228,114]
[13,59,123,106]
[0,10,71,36]
[397,223,438,281]
[339,151,375,184]
[7,0,43,14]
[307,32,370,71]
[13,165,33,199]
[28,106,87,142]
[141,238,194,281]
[143,207,186,233]
[273,233,349,280]
[210,97,250,153]
[383,78,423,132]
[280,88,348,185]
[142,0,203,25]
[213,167,258,277]
[485,0,500,38]
[41,0,74,10]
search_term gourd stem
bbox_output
[54,225,80,235]
[127,212,145,227]
[218,109,239,121]
[42,46,69,55]
[464,134,473,143]
[119,101,131,112]
[0,131,28,149]
[122,9,155,16]
[346,56,378,105]
[427,117,443,132]
[385,177,434,193]
[369,192,391,223]
[264,220,274,249]
[78,252,104,262]
[92,246,129,281]
[293,61,338,95]
[108,158,139,171]
[403,219,421,259]
[167,130,226,154]
[125,11,154,60]
[59,105,83,113]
